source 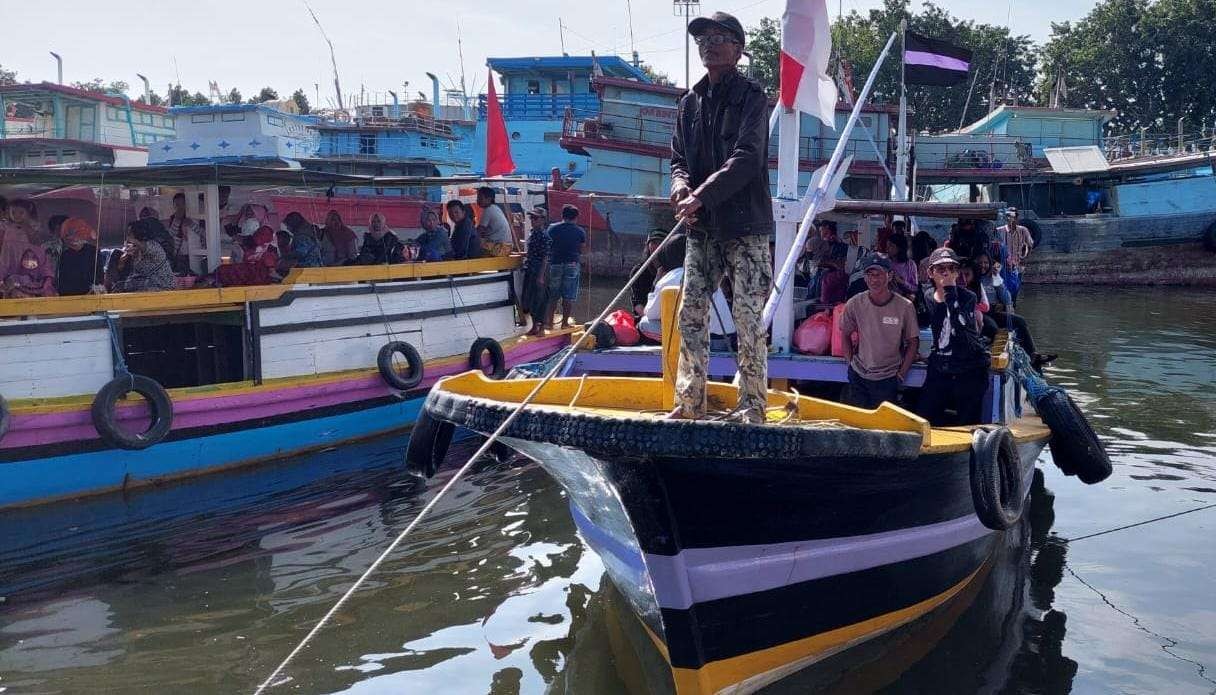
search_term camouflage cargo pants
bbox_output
[676,233,773,422]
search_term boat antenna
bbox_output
[252,220,691,695]
[304,0,345,111]
[624,1,636,55]
[558,17,567,55]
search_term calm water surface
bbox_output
[1,286,1214,694]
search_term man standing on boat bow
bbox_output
[670,10,774,423]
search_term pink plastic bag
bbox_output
[794,311,833,355]
[830,303,858,358]
[605,309,640,347]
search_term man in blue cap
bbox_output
[669,10,774,423]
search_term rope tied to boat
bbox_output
[252,220,689,694]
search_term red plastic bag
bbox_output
[794,310,833,355]
[605,309,640,347]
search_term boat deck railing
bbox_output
[1103,129,1216,162]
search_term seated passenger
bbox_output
[319,210,359,266]
[281,212,323,268]
[887,234,918,297]
[637,239,733,348]
[446,200,481,260]
[354,212,405,265]
[2,246,56,298]
[415,206,453,262]
[53,217,103,296]
[917,248,991,426]
[838,254,919,410]
[475,187,514,257]
[113,219,175,293]
[630,229,668,316]
[215,225,279,287]
[974,252,1053,369]
[912,230,938,284]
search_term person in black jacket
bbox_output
[446,200,481,261]
[669,10,774,423]
[918,248,992,426]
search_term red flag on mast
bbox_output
[484,69,515,177]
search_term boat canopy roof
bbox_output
[0,164,534,188]
[582,193,1006,220]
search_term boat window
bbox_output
[359,134,377,155]
[267,114,285,127]
[191,114,216,124]
[120,312,248,389]
[221,112,246,122]
[527,80,541,95]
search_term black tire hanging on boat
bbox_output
[405,408,455,478]
[377,341,424,391]
[1036,388,1112,484]
[91,374,174,450]
[0,393,10,443]
[468,338,507,379]
[969,427,1026,531]
[1202,221,1216,253]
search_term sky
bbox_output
[3,0,1098,108]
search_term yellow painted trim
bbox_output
[667,565,986,695]
[660,286,681,411]
[0,257,521,318]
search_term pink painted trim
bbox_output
[2,334,569,450]
[904,51,969,72]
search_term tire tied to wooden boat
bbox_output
[0,393,10,443]
[1008,342,1112,484]
[377,341,424,391]
[969,426,1026,530]
[405,409,455,478]
[468,337,507,380]
[91,374,174,450]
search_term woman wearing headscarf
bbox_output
[414,205,453,262]
[354,212,405,264]
[0,199,38,279]
[280,212,323,268]
[319,210,359,266]
[216,225,280,286]
[113,219,175,293]
[1,244,56,298]
[52,216,104,296]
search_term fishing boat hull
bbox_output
[416,371,1051,694]
[501,434,1045,694]
[0,261,570,509]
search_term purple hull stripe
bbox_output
[904,50,969,72]
[644,514,991,610]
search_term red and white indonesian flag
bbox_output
[778,0,837,128]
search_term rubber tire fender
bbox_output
[405,408,455,478]
[377,341,424,391]
[468,337,507,380]
[0,393,10,443]
[969,427,1026,531]
[91,374,174,450]
[1203,221,1216,253]
[1036,389,1112,484]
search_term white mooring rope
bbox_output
[253,221,687,693]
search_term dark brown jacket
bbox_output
[670,69,773,240]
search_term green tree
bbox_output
[227,87,243,104]
[137,91,165,106]
[0,64,17,86]
[290,88,311,114]
[71,78,131,95]
[1040,0,1216,133]
[639,63,676,87]
[746,17,781,97]
[253,87,279,103]
[746,0,1037,132]
[166,84,210,106]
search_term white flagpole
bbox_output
[771,100,801,353]
[893,19,909,201]
[762,30,899,330]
